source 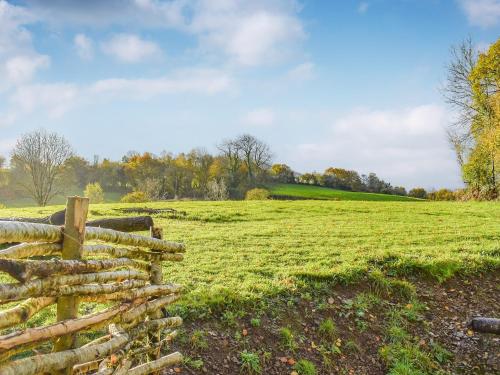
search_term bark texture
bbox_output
[0,257,149,282]
[0,297,55,329]
[82,245,183,262]
[127,352,183,375]
[81,284,181,303]
[0,221,62,244]
[85,227,185,253]
[0,324,128,375]
[0,242,62,259]
[0,270,149,302]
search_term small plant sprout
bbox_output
[294,359,317,375]
[279,327,298,352]
[318,318,337,340]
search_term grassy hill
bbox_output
[268,183,420,201]
[0,200,498,373]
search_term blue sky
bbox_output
[0,0,499,189]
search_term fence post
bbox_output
[149,226,164,365]
[54,197,89,359]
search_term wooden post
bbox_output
[54,197,89,359]
[149,226,164,366]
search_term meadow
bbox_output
[2,199,498,309]
[269,183,420,201]
[1,199,499,374]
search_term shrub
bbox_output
[245,188,270,200]
[427,189,456,201]
[240,351,261,374]
[0,202,5,209]
[120,191,148,203]
[84,182,104,204]
[206,179,229,201]
[408,187,427,199]
[318,318,337,340]
[294,359,317,375]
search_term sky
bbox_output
[0,0,499,190]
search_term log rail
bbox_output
[0,196,186,375]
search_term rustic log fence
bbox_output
[0,197,186,374]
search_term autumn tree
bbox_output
[444,37,499,199]
[10,129,73,206]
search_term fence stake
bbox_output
[149,226,164,366]
[54,197,89,360]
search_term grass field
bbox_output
[268,183,421,201]
[1,200,498,309]
[1,200,499,373]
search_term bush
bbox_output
[0,202,5,209]
[408,187,427,199]
[84,182,104,204]
[294,359,317,375]
[245,188,270,200]
[120,191,148,203]
[427,189,456,201]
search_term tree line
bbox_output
[0,129,433,206]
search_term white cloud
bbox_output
[10,83,79,118]
[91,68,232,98]
[358,2,369,13]
[459,0,500,27]
[74,33,94,60]
[191,1,305,66]
[286,62,314,82]
[242,108,275,126]
[3,55,50,85]
[0,0,50,90]
[101,34,162,63]
[287,105,462,189]
[24,0,306,67]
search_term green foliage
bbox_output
[427,189,456,201]
[183,357,204,369]
[279,327,297,351]
[294,359,317,375]
[189,330,209,350]
[245,188,270,200]
[84,182,104,204]
[239,351,261,374]
[120,191,148,203]
[408,187,427,199]
[318,318,337,340]
[250,318,261,327]
[269,184,419,201]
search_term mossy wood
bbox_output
[0,196,185,374]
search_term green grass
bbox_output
[0,200,499,316]
[268,183,421,201]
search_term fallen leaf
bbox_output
[242,329,248,336]
[288,358,296,366]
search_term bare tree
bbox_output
[11,130,73,206]
[442,38,478,168]
[217,138,242,190]
[234,134,272,182]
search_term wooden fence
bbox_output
[0,197,186,375]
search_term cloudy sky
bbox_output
[1,0,499,189]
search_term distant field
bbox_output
[269,183,420,201]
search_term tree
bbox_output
[84,182,105,203]
[443,37,500,199]
[408,188,427,199]
[11,130,73,206]
[271,164,295,183]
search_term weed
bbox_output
[345,339,361,353]
[318,318,337,340]
[430,342,452,364]
[240,351,261,374]
[222,311,238,327]
[189,330,209,350]
[183,356,204,370]
[250,318,261,328]
[294,359,317,375]
[279,327,298,352]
